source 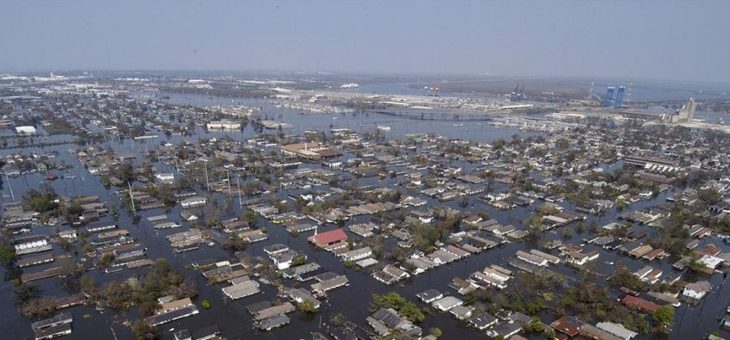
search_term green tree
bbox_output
[370,292,424,323]
[698,189,722,204]
[0,244,16,263]
[243,209,258,225]
[130,319,157,340]
[99,254,115,269]
[608,265,648,292]
[201,299,211,309]
[115,162,135,185]
[330,313,346,325]
[297,299,319,313]
[222,234,247,251]
[398,301,425,323]
[22,187,58,213]
[530,318,545,333]
[653,306,674,326]
[102,281,133,310]
[292,255,307,267]
[13,283,38,304]
[80,275,98,298]
[545,326,556,338]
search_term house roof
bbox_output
[308,228,348,245]
[550,316,582,336]
[417,289,442,301]
[468,313,497,328]
[373,308,403,329]
[621,295,659,312]
[596,321,638,339]
[684,280,711,293]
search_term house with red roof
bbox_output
[308,228,348,250]
[550,315,582,337]
[621,295,659,313]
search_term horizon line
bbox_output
[2,68,729,87]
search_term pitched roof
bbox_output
[550,316,582,336]
[308,228,348,245]
[621,295,659,312]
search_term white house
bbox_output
[682,281,711,300]
[14,236,49,251]
[698,255,724,270]
[180,196,207,209]
[15,126,37,135]
[515,250,548,267]
[432,296,463,312]
[155,173,175,183]
[271,249,303,270]
[341,247,372,262]
[565,250,600,266]
[58,230,78,240]
[180,210,198,221]
[207,121,241,131]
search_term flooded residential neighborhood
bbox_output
[0,71,728,340]
[2,1,730,340]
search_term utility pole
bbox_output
[203,162,210,192]
[5,172,14,201]
[127,181,136,212]
[226,168,232,197]
[236,176,242,209]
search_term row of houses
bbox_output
[32,312,73,340]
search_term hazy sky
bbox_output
[1,1,729,82]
